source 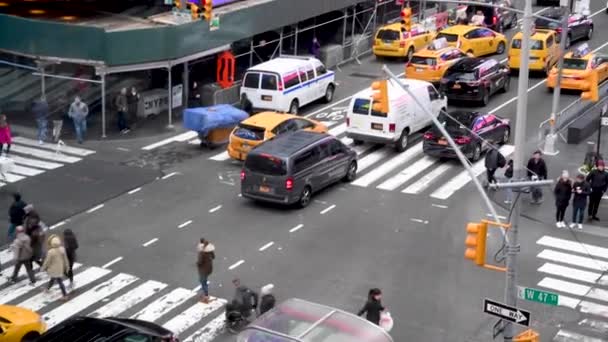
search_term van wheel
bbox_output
[288,100,299,114]
[343,161,357,182]
[471,143,482,162]
[496,41,506,55]
[324,85,335,103]
[407,47,414,61]
[298,186,312,208]
[21,332,40,342]
[395,129,409,152]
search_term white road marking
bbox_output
[11,145,81,163]
[128,187,141,194]
[43,273,138,328]
[8,155,63,169]
[554,330,604,342]
[102,256,124,269]
[86,204,104,213]
[259,241,274,252]
[377,155,435,191]
[402,163,452,194]
[321,121,339,128]
[320,204,336,214]
[558,295,582,309]
[49,221,66,230]
[228,260,244,270]
[352,142,422,187]
[142,238,159,247]
[131,288,195,322]
[161,172,178,180]
[163,298,227,336]
[431,204,448,209]
[538,263,601,284]
[410,218,429,224]
[538,277,590,297]
[537,235,608,261]
[178,220,193,229]
[0,173,24,183]
[579,318,608,333]
[9,164,45,176]
[289,224,304,233]
[209,205,222,213]
[19,267,109,311]
[430,145,514,200]
[357,148,392,172]
[328,123,347,137]
[182,311,227,342]
[538,249,608,272]
[142,131,198,150]
[210,151,231,161]
[340,137,368,155]
[0,248,13,263]
[116,147,130,152]
[580,301,608,319]
[0,264,81,304]
[486,213,507,220]
[91,280,167,318]
[12,137,95,156]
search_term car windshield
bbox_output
[511,39,543,50]
[234,123,265,141]
[444,67,477,81]
[437,112,476,130]
[351,98,386,117]
[245,154,287,176]
[435,32,459,42]
[410,56,437,66]
[563,58,589,70]
[376,29,400,41]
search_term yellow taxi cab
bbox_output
[405,38,470,83]
[227,112,327,161]
[0,305,46,341]
[508,29,559,73]
[547,44,608,91]
[372,23,435,60]
[435,25,507,57]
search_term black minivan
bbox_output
[241,131,357,208]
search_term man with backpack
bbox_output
[231,278,259,319]
[485,144,506,187]
[10,225,36,285]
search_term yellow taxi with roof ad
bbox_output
[547,44,608,91]
[373,23,435,60]
[435,25,507,57]
[508,29,559,73]
[405,38,470,84]
[0,304,47,342]
[227,112,327,161]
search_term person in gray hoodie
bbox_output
[68,96,89,144]
[32,96,49,144]
[10,225,36,285]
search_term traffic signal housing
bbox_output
[202,0,213,21]
[464,222,487,266]
[188,2,202,20]
[400,7,412,33]
[174,0,181,9]
[371,80,389,114]
[581,69,599,102]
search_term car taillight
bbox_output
[431,64,439,71]
[389,123,396,132]
[423,132,435,140]
[286,177,294,190]
[406,62,412,68]
[466,81,480,86]
[240,170,246,180]
[346,117,350,126]
[278,80,284,91]
[400,41,406,47]
[493,16,497,25]
[555,27,562,34]
[455,136,472,144]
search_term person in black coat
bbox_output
[63,229,79,289]
[553,170,572,228]
[358,288,385,326]
[571,174,591,230]
[527,150,548,204]
[485,146,505,186]
[8,192,26,242]
[259,284,276,316]
[586,160,608,221]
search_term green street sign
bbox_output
[209,16,219,31]
[518,286,559,306]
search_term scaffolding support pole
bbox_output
[351,5,356,47]
[342,9,348,46]
[249,40,254,67]
[37,61,46,99]
[167,66,174,129]
[183,61,189,108]
[278,30,284,56]
[294,25,299,55]
[101,72,106,138]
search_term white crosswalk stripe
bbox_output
[12,137,96,157]
[131,288,195,322]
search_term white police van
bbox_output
[240,56,336,114]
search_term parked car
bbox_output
[241,131,357,208]
[37,316,178,342]
[422,111,511,161]
[439,57,510,106]
[0,305,46,342]
[534,7,593,48]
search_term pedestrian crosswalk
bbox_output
[0,249,227,341]
[200,121,514,200]
[0,136,95,186]
[532,235,608,341]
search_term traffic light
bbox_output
[400,7,412,33]
[581,69,599,102]
[188,3,202,19]
[174,0,181,9]
[371,80,389,114]
[464,221,488,266]
[202,0,213,21]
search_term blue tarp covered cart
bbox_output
[183,105,249,148]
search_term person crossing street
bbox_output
[586,160,608,221]
[42,234,70,300]
[10,225,36,285]
[196,238,215,304]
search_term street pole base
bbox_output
[542,134,560,156]
[166,124,175,130]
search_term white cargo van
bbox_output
[345,78,447,152]
[240,56,336,114]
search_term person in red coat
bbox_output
[0,114,12,157]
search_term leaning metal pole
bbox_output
[544,0,570,155]
[504,0,533,340]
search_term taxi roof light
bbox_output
[428,37,449,51]
[573,43,590,58]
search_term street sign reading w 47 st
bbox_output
[483,299,531,327]
[518,286,559,306]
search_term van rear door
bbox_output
[348,97,395,141]
[243,153,288,197]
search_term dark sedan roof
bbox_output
[251,130,332,158]
[450,57,493,71]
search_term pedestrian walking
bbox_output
[310,37,321,59]
[114,88,130,134]
[527,150,548,204]
[571,174,591,230]
[67,96,89,144]
[0,114,12,157]
[8,192,26,242]
[357,288,385,326]
[63,229,78,290]
[554,170,572,228]
[189,82,202,108]
[231,278,259,320]
[259,284,276,315]
[42,234,70,300]
[10,226,36,285]
[32,96,49,144]
[485,145,506,187]
[586,160,608,221]
[503,159,514,204]
[28,223,45,268]
[196,238,215,303]
[127,87,140,127]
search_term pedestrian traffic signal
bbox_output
[371,80,389,114]
[581,69,599,102]
[174,0,181,8]
[464,222,487,266]
[202,0,213,21]
[400,7,412,33]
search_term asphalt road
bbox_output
[16,2,608,341]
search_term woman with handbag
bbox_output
[357,288,385,326]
